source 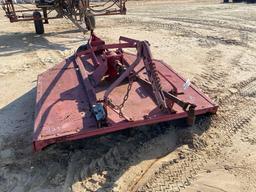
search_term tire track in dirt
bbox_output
[157,17,256,34]
[60,132,142,192]
[0,131,137,191]
[112,17,247,48]
[136,77,256,192]
[218,76,256,104]
[192,49,228,102]
[63,124,173,192]
[240,79,256,98]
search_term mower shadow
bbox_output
[0,29,83,57]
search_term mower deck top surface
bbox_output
[33,34,218,151]
[33,52,217,151]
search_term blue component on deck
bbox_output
[92,103,106,121]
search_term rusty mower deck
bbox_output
[33,34,218,151]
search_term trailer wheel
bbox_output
[33,11,44,34]
[85,15,96,31]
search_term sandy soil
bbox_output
[0,0,256,191]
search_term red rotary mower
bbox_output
[33,33,218,151]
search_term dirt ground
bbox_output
[1,0,256,191]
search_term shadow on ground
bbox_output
[0,29,83,57]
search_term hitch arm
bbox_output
[163,91,196,125]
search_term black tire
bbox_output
[33,11,44,34]
[223,0,229,3]
[85,15,96,31]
